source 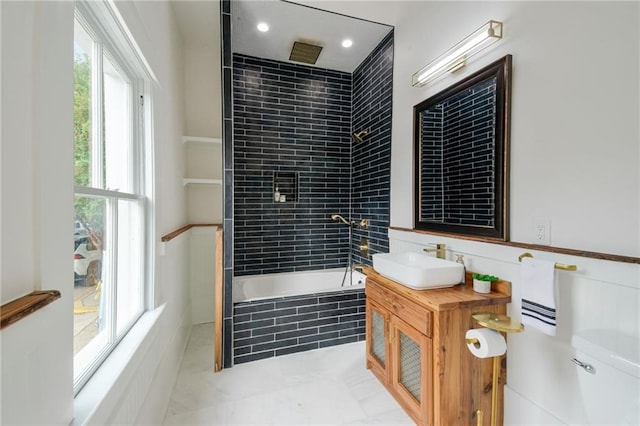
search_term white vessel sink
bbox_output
[372,252,464,290]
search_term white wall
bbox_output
[389,2,639,258]
[172,1,223,226]
[184,44,222,138]
[189,226,216,324]
[1,0,191,423]
[182,29,224,224]
[1,2,75,423]
[299,1,639,424]
[181,14,223,325]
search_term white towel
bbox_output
[520,257,557,336]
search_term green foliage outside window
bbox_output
[74,51,103,237]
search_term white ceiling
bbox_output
[232,0,392,73]
[172,0,393,73]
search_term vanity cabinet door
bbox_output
[391,315,432,425]
[366,298,391,384]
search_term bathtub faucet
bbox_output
[331,214,370,229]
[331,214,354,226]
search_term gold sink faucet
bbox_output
[423,243,446,259]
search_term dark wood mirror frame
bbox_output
[413,54,512,240]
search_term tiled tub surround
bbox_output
[233,286,366,365]
[233,54,353,276]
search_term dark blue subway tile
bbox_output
[252,338,298,352]
[298,331,340,345]
[234,350,274,365]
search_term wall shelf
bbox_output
[183,178,223,186]
[183,135,223,223]
[182,136,222,146]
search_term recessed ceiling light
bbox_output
[342,39,353,48]
[257,22,269,32]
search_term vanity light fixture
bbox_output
[342,39,353,48]
[412,20,503,87]
[257,22,269,32]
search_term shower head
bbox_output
[351,130,369,143]
[331,214,352,226]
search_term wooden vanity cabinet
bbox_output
[365,298,391,382]
[364,268,511,426]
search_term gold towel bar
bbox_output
[518,252,577,271]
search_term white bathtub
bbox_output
[232,268,367,303]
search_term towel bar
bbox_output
[518,252,577,271]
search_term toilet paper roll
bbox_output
[465,328,507,358]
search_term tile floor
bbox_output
[164,323,413,425]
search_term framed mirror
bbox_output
[414,55,512,240]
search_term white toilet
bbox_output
[571,329,640,425]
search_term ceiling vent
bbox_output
[289,41,323,65]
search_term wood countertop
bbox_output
[362,266,511,312]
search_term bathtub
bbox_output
[232,268,368,365]
[233,268,366,303]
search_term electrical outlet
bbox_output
[534,220,551,245]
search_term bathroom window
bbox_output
[73,3,150,393]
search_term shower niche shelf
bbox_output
[183,135,223,223]
[273,171,298,203]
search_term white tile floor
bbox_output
[163,323,413,425]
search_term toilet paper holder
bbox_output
[469,313,524,426]
[466,337,481,347]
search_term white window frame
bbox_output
[73,1,154,394]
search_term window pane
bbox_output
[73,195,107,358]
[104,54,133,193]
[74,21,93,187]
[73,10,147,393]
[116,198,144,335]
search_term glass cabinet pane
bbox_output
[399,330,422,402]
[371,309,386,366]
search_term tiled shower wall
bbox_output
[351,32,394,265]
[220,0,233,368]
[233,54,353,276]
[419,77,497,226]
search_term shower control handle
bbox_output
[572,357,596,374]
[359,238,369,258]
